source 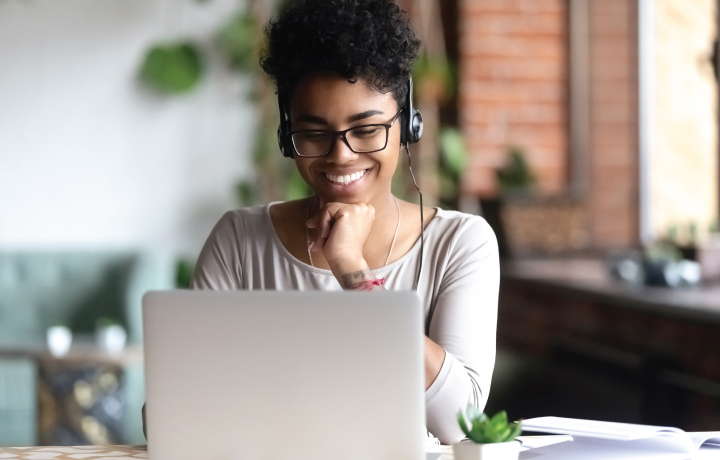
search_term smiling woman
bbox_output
[189,0,500,444]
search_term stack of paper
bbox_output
[519,417,720,459]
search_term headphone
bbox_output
[277,76,423,157]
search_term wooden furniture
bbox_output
[495,258,720,430]
[0,343,145,446]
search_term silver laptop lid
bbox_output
[143,290,426,460]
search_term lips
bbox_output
[323,169,367,185]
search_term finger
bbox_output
[306,214,319,229]
[312,236,327,253]
[310,208,333,250]
[319,207,335,238]
[307,202,337,229]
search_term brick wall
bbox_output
[459,0,569,197]
[587,0,639,247]
[458,0,640,248]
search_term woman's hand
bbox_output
[306,202,375,285]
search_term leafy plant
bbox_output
[140,42,203,94]
[175,259,196,289]
[413,53,455,103]
[457,406,522,444]
[440,127,467,177]
[438,126,468,209]
[235,179,257,207]
[95,317,122,328]
[496,146,535,196]
[645,240,683,264]
[217,12,257,72]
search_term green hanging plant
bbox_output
[437,126,468,209]
[412,53,456,103]
[440,127,467,177]
[235,179,257,207]
[140,42,203,94]
[217,12,257,72]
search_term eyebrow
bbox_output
[295,110,384,125]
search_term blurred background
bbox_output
[1,0,719,447]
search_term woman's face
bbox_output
[289,72,401,205]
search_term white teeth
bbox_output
[325,169,365,185]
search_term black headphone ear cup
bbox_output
[277,127,294,158]
[277,93,294,159]
[277,126,285,156]
[411,111,423,143]
[402,77,422,145]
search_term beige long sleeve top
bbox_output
[191,203,499,444]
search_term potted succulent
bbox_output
[453,406,522,460]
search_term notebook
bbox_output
[520,417,720,460]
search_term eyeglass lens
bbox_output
[292,125,388,157]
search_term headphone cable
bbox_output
[404,144,424,294]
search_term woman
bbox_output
[192,0,499,444]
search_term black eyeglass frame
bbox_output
[286,109,403,158]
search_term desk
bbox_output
[0,445,147,459]
[1,444,718,459]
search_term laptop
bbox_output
[143,290,426,460]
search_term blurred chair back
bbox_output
[0,252,174,344]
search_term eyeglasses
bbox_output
[287,109,403,158]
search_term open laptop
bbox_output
[143,290,426,460]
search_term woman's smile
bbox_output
[324,168,367,185]
[318,167,372,194]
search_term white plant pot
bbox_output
[96,325,127,355]
[452,440,520,460]
[47,326,73,357]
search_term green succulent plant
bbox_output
[457,406,522,444]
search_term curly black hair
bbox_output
[260,0,421,108]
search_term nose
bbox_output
[326,133,357,164]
